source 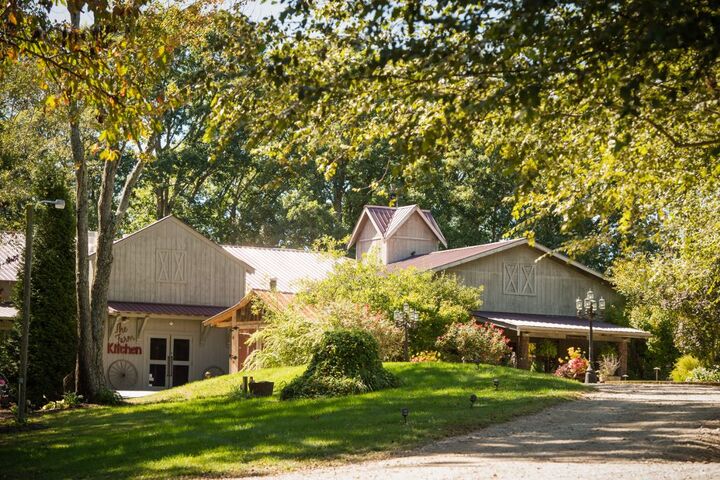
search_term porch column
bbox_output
[518,333,530,369]
[230,310,239,374]
[618,339,629,376]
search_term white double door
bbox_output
[148,335,191,388]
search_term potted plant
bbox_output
[598,353,621,382]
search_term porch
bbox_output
[474,311,652,376]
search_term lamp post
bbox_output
[17,199,65,424]
[393,302,419,362]
[575,289,605,384]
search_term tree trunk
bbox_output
[68,7,105,397]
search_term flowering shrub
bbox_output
[435,321,511,365]
[411,351,440,363]
[686,366,720,383]
[554,347,589,380]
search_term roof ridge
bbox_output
[222,244,315,253]
[429,238,524,254]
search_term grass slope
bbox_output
[0,363,585,479]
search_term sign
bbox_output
[107,322,142,355]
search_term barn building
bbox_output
[1,205,649,390]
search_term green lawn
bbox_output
[0,362,585,479]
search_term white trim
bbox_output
[384,206,448,247]
[430,238,609,283]
[89,215,255,273]
[347,209,383,248]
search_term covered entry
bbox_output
[474,311,652,375]
[203,289,320,373]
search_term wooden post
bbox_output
[618,340,629,377]
[230,309,239,374]
[518,333,530,370]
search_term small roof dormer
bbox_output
[348,205,447,264]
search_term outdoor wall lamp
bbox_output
[576,289,605,384]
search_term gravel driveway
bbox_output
[248,383,720,480]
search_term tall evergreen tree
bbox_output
[1,166,77,405]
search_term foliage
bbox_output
[0,166,77,405]
[280,329,399,399]
[246,298,403,369]
[299,254,482,353]
[598,354,621,379]
[41,392,84,411]
[0,363,583,479]
[686,367,720,383]
[613,194,720,365]
[223,0,719,260]
[534,339,558,373]
[554,348,589,380]
[93,387,124,406]
[410,351,440,363]
[671,355,702,382]
[435,322,511,365]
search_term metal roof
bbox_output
[387,238,609,282]
[348,205,448,248]
[0,304,18,319]
[223,246,343,293]
[204,289,321,327]
[0,232,98,282]
[107,301,226,318]
[0,233,23,282]
[474,311,651,339]
[387,239,525,272]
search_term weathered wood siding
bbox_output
[103,317,230,389]
[444,244,618,316]
[355,218,383,261]
[102,218,246,306]
[386,212,439,263]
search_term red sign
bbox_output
[108,322,141,355]
[107,343,142,355]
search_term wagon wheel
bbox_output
[107,360,138,389]
[203,366,225,379]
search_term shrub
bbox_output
[671,354,701,382]
[0,168,77,404]
[686,366,720,383]
[94,387,124,405]
[411,351,440,363]
[598,354,620,378]
[280,329,399,400]
[299,255,483,353]
[246,299,403,369]
[435,321,511,364]
[41,392,84,411]
[554,347,589,380]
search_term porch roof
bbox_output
[203,289,321,328]
[108,301,227,318]
[474,311,651,339]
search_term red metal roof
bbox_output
[387,239,525,272]
[474,311,651,338]
[349,205,448,248]
[107,301,227,317]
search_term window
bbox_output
[503,263,536,296]
[156,249,186,283]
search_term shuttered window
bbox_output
[503,263,536,296]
